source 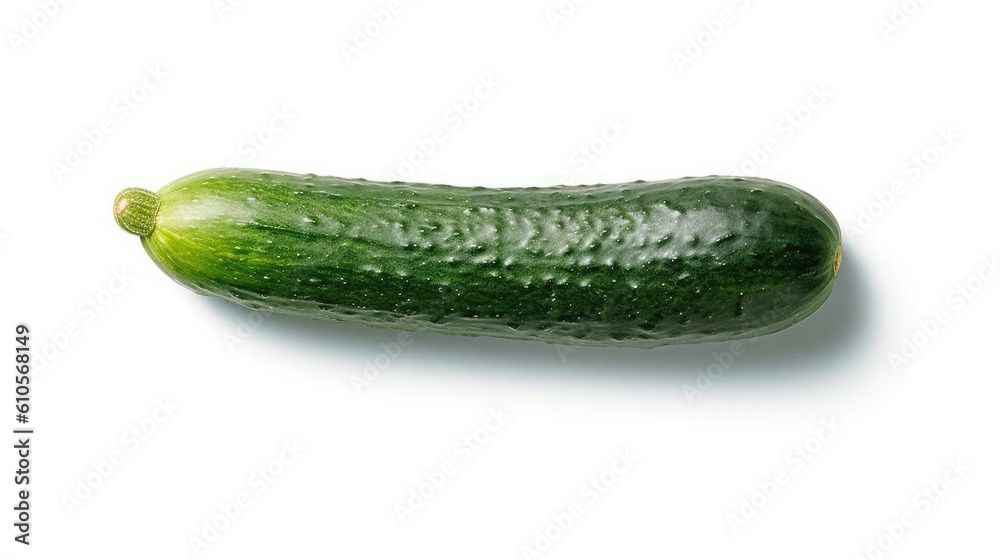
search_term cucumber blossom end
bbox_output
[834,243,842,277]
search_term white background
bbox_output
[2,0,998,558]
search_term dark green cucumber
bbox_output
[114,169,841,347]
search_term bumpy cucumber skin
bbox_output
[140,169,841,347]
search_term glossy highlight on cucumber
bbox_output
[114,169,841,348]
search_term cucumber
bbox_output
[113,169,841,347]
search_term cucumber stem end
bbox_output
[114,188,160,237]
